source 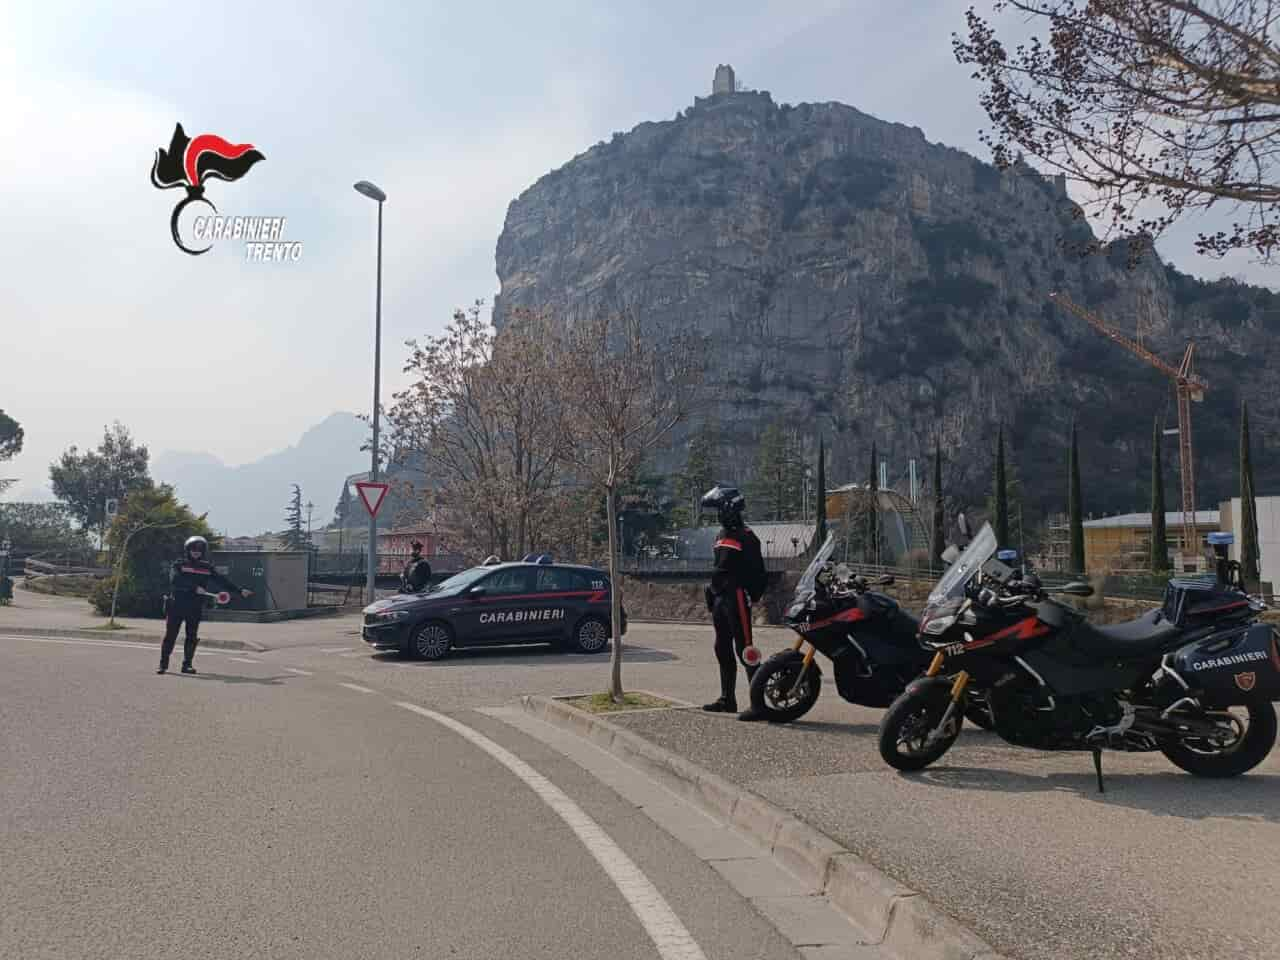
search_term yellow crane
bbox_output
[1048,291,1208,559]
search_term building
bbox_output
[1082,511,1219,574]
[712,64,736,95]
[1218,496,1280,593]
[376,525,438,573]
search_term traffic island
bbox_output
[560,691,678,714]
[520,693,1005,960]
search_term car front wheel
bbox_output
[571,616,611,654]
[411,621,454,661]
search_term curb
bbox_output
[0,624,267,653]
[520,694,1005,960]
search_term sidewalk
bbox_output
[531,686,1280,960]
[0,585,363,652]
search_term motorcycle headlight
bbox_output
[922,614,956,636]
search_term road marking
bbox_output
[13,636,164,652]
[229,657,261,664]
[338,651,368,658]
[283,667,313,676]
[318,647,357,654]
[338,682,375,694]
[394,701,707,960]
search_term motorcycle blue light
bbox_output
[997,549,1017,561]
[1207,532,1234,546]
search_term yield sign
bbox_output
[354,481,390,519]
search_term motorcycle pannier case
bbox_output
[1161,577,1251,628]
[1170,623,1280,704]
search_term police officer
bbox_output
[700,486,769,720]
[157,536,252,675]
[400,540,433,593]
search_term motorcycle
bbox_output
[748,533,994,725]
[877,522,1278,790]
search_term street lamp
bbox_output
[354,179,386,604]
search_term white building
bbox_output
[1219,496,1280,593]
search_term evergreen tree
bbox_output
[282,484,310,551]
[675,420,720,527]
[1150,417,1170,572]
[1068,423,1085,573]
[1241,401,1261,586]
[932,438,945,564]
[994,424,1009,547]
[814,437,827,547]
[867,442,880,564]
[749,421,803,521]
[334,482,352,528]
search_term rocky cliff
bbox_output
[493,88,1280,519]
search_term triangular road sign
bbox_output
[354,481,390,519]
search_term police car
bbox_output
[361,556,626,660]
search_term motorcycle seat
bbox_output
[1071,609,1180,659]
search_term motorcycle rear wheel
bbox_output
[1161,701,1277,778]
[749,654,822,723]
[878,683,962,771]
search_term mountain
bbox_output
[153,413,368,536]
[493,80,1280,523]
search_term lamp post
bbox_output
[354,179,387,604]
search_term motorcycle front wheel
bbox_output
[878,682,962,771]
[1161,701,1277,778]
[749,653,822,723]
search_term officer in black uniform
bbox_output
[157,536,251,675]
[700,486,769,720]
[400,540,433,593]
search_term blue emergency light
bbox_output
[997,549,1018,562]
[1208,532,1234,546]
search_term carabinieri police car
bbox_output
[361,556,626,660]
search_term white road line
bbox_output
[338,651,368,658]
[338,682,375,694]
[283,667,313,676]
[394,701,707,960]
[228,657,261,664]
[318,647,356,654]
[14,636,165,652]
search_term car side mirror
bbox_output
[1057,582,1093,598]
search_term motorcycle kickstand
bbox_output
[1091,748,1105,794]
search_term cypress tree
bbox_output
[932,438,945,564]
[1241,401,1261,587]
[1068,423,1085,574]
[814,436,827,548]
[867,442,879,564]
[1150,417,1169,572]
[995,424,1009,546]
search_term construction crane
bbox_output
[1047,291,1208,559]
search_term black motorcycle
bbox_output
[749,534,993,726]
[878,523,1278,789]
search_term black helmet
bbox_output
[700,485,745,529]
[410,540,424,554]
[184,535,208,560]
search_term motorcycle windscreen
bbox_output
[927,521,997,608]
[791,532,837,608]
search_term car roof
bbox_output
[483,562,605,574]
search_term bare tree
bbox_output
[556,307,706,702]
[384,302,567,560]
[955,1,1280,261]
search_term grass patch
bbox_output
[564,692,674,713]
[89,622,131,631]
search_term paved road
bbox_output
[0,633,803,960]
[9,604,1280,960]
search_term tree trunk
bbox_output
[606,480,624,703]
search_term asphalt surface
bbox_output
[7,598,1280,960]
[0,633,801,960]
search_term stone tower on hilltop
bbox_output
[712,64,736,95]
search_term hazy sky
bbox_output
[2,0,1272,501]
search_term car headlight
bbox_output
[922,614,956,636]
[376,610,411,621]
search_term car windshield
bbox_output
[424,566,491,595]
[791,532,836,607]
[927,522,998,608]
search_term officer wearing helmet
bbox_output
[700,485,769,720]
[157,536,252,675]
[400,540,433,594]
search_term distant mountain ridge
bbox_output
[153,412,367,536]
